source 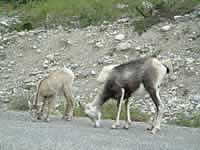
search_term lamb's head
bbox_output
[28,101,41,121]
[80,102,101,127]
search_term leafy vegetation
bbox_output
[168,112,200,128]
[1,0,199,29]
[57,100,150,122]
[8,91,34,111]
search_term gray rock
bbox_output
[36,49,42,53]
[46,54,54,62]
[114,34,125,41]
[91,70,96,75]
[95,42,104,48]
[18,32,26,36]
[0,52,6,60]
[116,41,131,51]
[161,25,172,32]
[32,45,37,49]
[190,95,200,104]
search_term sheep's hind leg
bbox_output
[112,88,125,129]
[147,87,163,134]
[63,85,74,121]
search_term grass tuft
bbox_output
[8,91,34,111]
[168,112,200,128]
[2,0,199,30]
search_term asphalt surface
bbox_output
[0,111,199,150]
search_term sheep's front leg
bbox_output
[43,96,54,122]
[112,88,125,129]
[37,99,46,120]
[124,100,132,129]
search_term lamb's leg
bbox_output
[124,100,132,129]
[63,85,74,121]
[37,99,46,120]
[43,96,54,122]
[112,88,125,129]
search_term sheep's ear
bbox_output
[28,101,32,109]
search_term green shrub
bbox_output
[3,0,200,29]
[8,92,34,111]
[102,101,150,122]
[57,100,150,122]
[168,112,200,128]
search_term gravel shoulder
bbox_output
[0,111,199,150]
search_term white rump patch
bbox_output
[134,83,146,95]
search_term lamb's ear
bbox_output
[28,101,32,109]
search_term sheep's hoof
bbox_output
[150,127,160,135]
[94,122,101,128]
[123,124,129,129]
[43,118,50,122]
[63,115,73,121]
[111,123,121,129]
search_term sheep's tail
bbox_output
[163,64,170,74]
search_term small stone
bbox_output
[169,75,177,81]
[46,54,54,61]
[2,99,10,103]
[10,61,15,65]
[115,34,125,41]
[18,53,23,57]
[95,42,104,48]
[38,35,42,39]
[174,15,183,20]
[32,45,37,49]
[116,3,128,9]
[2,75,9,79]
[118,17,129,23]
[36,49,42,53]
[178,84,184,88]
[186,58,194,64]
[116,42,131,51]
[135,46,141,50]
[91,70,96,75]
[18,31,26,36]
[43,60,49,68]
[0,21,8,26]
[161,25,171,32]
[190,95,200,104]
[0,46,4,50]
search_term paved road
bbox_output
[0,111,199,150]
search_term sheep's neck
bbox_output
[91,93,105,109]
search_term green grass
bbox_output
[57,100,150,122]
[3,0,199,30]
[7,92,200,128]
[168,112,200,128]
[8,91,34,111]
[102,101,150,122]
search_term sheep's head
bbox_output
[80,102,101,127]
[28,101,41,121]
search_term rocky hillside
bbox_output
[0,7,200,122]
